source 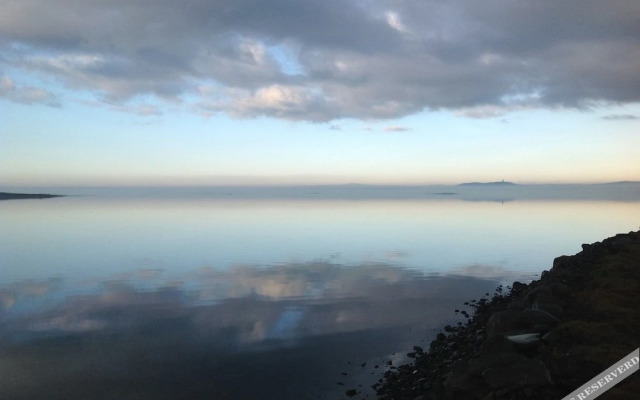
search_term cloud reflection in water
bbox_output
[0,261,511,399]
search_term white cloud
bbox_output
[384,125,410,132]
[456,105,510,119]
[385,12,406,32]
[204,84,336,121]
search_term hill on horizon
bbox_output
[456,181,518,187]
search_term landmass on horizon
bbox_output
[457,180,518,187]
[0,192,63,200]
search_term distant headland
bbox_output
[0,192,63,200]
[456,180,518,187]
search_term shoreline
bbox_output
[373,231,640,399]
[0,192,63,200]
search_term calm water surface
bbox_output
[1,191,639,399]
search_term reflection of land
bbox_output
[0,262,504,400]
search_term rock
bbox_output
[525,286,565,316]
[443,359,489,399]
[486,311,521,337]
[540,270,551,281]
[552,255,574,270]
[549,282,570,298]
[511,281,528,294]
[375,230,640,400]
[608,234,633,249]
[506,298,526,311]
[506,333,542,355]
[482,358,553,389]
[486,309,559,337]
[541,330,562,345]
[506,333,540,345]
[468,351,525,376]
[519,309,560,332]
[479,336,514,355]
[525,285,552,303]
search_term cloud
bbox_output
[205,84,338,121]
[1,1,639,121]
[109,103,164,116]
[602,114,639,120]
[0,262,509,399]
[384,125,411,132]
[0,74,60,106]
[2,261,502,343]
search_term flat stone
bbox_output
[506,333,540,345]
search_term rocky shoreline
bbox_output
[374,231,640,400]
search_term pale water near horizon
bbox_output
[1,191,639,399]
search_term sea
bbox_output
[1,183,639,399]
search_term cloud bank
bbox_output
[1,0,639,121]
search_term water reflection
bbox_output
[1,262,503,400]
[4,197,639,284]
[2,194,639,398]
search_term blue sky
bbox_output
[1,0,639,186]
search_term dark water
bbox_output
[1,189,639,399]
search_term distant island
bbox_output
[457,180,518,187]
[0,192,63,200]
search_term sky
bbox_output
[1,0,639,187]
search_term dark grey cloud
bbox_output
[1,0,639,120]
